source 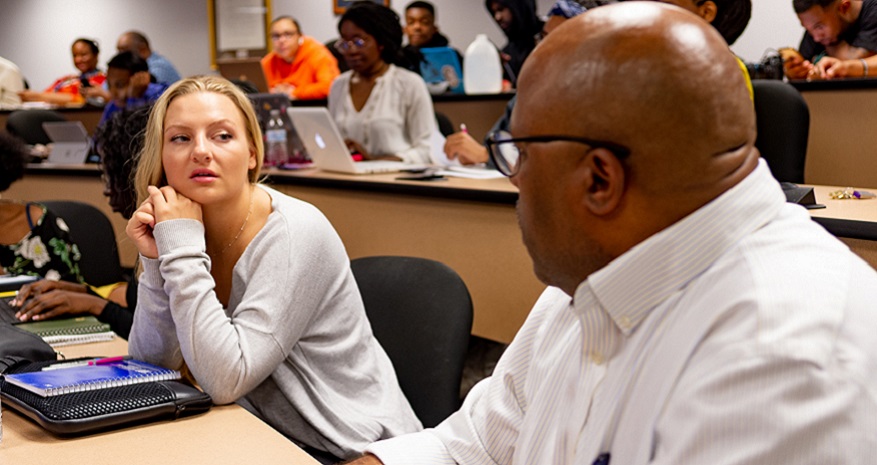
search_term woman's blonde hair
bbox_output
[134,75,264,205]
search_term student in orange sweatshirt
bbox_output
[261,16,340,100]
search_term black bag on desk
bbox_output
[0,322,57,361]
[0,357,213,435]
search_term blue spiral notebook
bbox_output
[3,359,180,397]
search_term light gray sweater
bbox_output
[129,185,421,459]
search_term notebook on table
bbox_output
[14,315,115,346]
[42,121,92,164]
[0,274,38,293]
[3,358,180,397]
[288,107,424,174]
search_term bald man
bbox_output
[117,31,181,85]
[347,3,877,464]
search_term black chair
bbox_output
[326,38,350,73]
[42,201,124,287]
[435,111,455,137]
[350,256,473,428]
[752,80,810,184]
[5,109,67,145]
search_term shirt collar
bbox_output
[581,160,785,335]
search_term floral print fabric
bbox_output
[0,203,83,283]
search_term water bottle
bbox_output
[463,34,502,94]
[265,109,289,167]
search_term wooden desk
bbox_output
[790,79,877,188]
[431,93,513,142]
[261,168,542,343]
[1,339,319,465]
[1,106,104,135]
[282,93,514,143]
[808,185,877,266]
[8,166,877,343]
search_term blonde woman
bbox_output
[126,76,420,462]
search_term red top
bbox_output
[261,36,340,100]
[43,70,107,104]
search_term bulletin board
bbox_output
[333,0,390,14]
[208,0,273,66]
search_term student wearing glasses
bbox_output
[328,1,435,164]
[261,16,340,100]
[349,4,877,464]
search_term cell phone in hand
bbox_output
[79,76,91,88]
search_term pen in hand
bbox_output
[460,123,468,134]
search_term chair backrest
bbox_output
[752,80,810,184]
[5,109,67,145]
[350,256,473,428]
[42,201,124,287]
[435,111,455,137]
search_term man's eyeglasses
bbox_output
[271,31,299,41]
[486,130,631,177]
[334,37,367,53]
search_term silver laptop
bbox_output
[287,107,421,175]
[42,121,91,164]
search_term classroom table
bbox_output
[0,338,320,465]
[7,165,877,344]
[0,105,104,135]
[790,78,877,189]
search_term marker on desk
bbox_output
[89,355,131,366]
[41,355,131,371]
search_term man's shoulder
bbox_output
[857,0,877,25]
[148,53,172,64]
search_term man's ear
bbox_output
[838,0,852,15]
[698,1,718,24]
[580,147,626,217]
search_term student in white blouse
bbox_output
[328,1,435,165]
[349,3,877,464]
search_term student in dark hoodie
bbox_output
[403,1,463,61]
[485,0,544,87]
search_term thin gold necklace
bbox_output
[211,187,254,257]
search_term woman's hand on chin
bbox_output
[148,185,203,224]
[127,196,159,259]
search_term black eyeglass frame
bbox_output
[486,130,631,177]
[334,37,368,53]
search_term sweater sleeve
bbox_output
[127,224,193,371]
[137,209,352,405]
[395,73,435,164]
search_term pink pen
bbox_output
[88,355,131,366]
[460,123,468,134]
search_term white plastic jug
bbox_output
[463,34,502,94]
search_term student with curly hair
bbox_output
[0,132,83,282]
[12,105,151,339]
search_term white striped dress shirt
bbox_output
[367,160,877,464]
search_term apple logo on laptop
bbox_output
[314,132,326,149]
